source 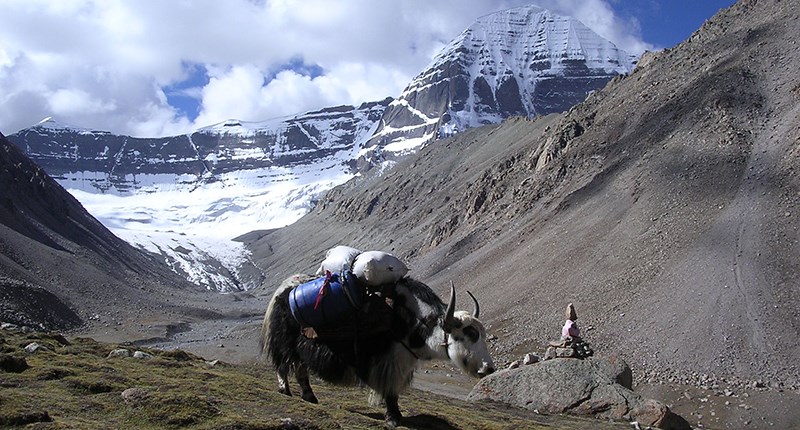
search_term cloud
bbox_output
[0,0,650,138]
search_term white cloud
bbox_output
[48,88,116,116]
[0,0,650,138]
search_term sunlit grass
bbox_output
[0,329,626,429]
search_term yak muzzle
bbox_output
[477,363,495,378]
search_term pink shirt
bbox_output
[562,320,580,338]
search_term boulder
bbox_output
[121,387,149,404]
[467,354,690,430]
[523,353,539,365]
[132,351,153,360]
[24,342,47,353]
[107,348,131,358]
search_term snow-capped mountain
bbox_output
[7,6,638,292]
[367,5,636,148]
[10,101,389,292]
[15,100,390,195]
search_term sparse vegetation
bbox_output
[0,328,628,429]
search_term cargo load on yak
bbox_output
[290,247,409,339]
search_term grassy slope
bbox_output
[0,328,628,430]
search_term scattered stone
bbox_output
[522,353,539,365]
[132,351,153,360]
[107,348,131,358]
[507,360,520,369]
[1,322,19,331]
[555,347,575,358]
[121,387,149,404]
[206,359,227,368]
[0,354,29,373]
[24,342,47,353]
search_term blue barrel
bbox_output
[289,271,362,328]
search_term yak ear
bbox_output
[443,281,461,332]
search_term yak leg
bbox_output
[295,363,318,403]
[277,363,292,396]
[384,394,402,428]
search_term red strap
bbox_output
[314,270,332,310]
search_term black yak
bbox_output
[261,273,495,427]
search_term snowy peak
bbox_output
[442,5,635,75]
[32,117,106,135]
[369,5,637,150]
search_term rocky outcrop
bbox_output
[467,355,690,429]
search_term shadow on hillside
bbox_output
[403,414,458,429]
[355,412,457,429]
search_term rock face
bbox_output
[467,355,690,429]
[9,100,389,194]
[367,5,636,149]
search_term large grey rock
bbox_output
[467,355,689,429]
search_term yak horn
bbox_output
[444,281,459,332]
[466,290,480,319]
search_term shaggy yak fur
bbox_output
[261,273,495,427]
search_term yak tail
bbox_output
[258,308,271,358]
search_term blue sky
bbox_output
[0,0,736,137]
[614,1,736,49]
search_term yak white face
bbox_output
[446,311,495,378]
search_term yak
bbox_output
[261,273,496,427]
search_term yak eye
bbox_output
[463,326,480,342]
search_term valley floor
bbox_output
[71,300,800,430]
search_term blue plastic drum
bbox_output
[289,271,362,328]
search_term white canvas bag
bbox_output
[316,245,362,275]
[351,251,409,286]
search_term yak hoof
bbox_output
[384,412,401,428]
[278,387,291,397]
[301,392,319,404]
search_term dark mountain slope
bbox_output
[245,0,799,395]
[0,132,217,333]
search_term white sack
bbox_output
[352,251,409,286]
[316,245,362,275]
